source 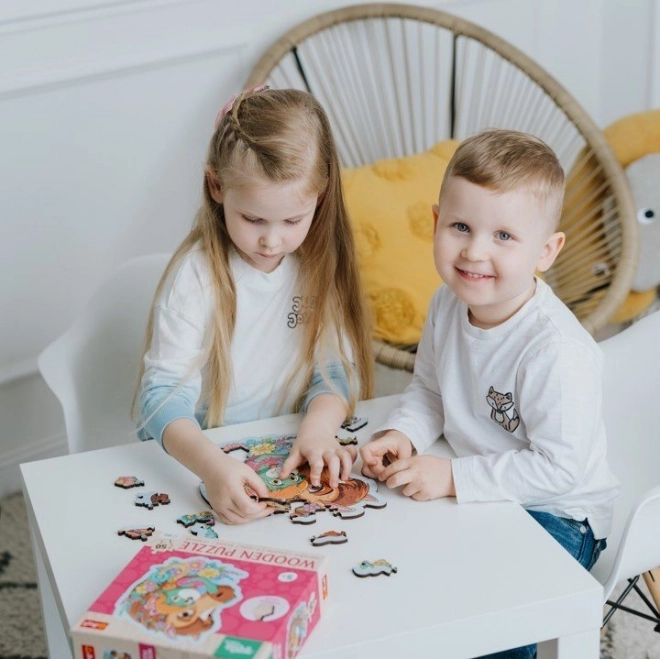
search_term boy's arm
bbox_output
[371,290,446,453]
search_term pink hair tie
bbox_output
[214,84,269,129]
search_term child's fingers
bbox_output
[381,459,412,489]
[307,455,325,487]
[361,463,378,478]
[244,471,270,500]
[279,452,302,480]
[339,449,354,481]
[221,498,271,525]
[324,453,341,489]
[360,455,385,479]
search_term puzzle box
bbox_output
[70,534,328,659]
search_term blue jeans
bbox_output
[475,510,607,659]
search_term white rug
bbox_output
[603,580,660,658]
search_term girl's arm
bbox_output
[162,418,271,525]
[279,392,353,489]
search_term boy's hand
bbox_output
[280,432,356,489]
[380,455,455,500]
[203,458,273,525]
[360,430,413,479]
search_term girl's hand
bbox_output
[379,455,455,500]
[360,430,413,479]
[280,432,356,489]
[202,458,273,525]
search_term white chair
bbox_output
[38,253,171,454]
[591,310,660,628]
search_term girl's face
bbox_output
[209,176,318,273]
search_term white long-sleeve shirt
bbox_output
[380,278,619,539]
[139,248,349,445]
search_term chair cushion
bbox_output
[342,140,459,345]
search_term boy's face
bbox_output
[433,177,564,329]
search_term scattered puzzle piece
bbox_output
[310,530,347,546]
[134,491,170,510]
[352,559,398,577]
[114,476,145,489]
[336,435,358,446]
[118,526,155,541]
[189,522,218,539]
[341,416,368,432]
[382,452,396,467]
[177,510,216,528]
[290,503,325,524]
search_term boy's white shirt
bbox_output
[378,278,619,539]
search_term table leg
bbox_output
[537,628,600,659]
[30,527,73,659]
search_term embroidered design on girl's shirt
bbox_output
[287,296,317,328]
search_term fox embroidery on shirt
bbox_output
[487,386,520,433]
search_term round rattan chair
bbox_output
[246,3,638,372]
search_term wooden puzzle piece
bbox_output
[290,502,325,524]
[134,491,170,510]
[114,475,145,489]
[177,510,216,528]
[352,559,398,577]
[341,416,368,432]
[382,452,396,467]
[118,526,155,541]
[310,530,347,546]
[216,433,387,525]
[189,522,218,539]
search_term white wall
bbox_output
[1,0,658,497]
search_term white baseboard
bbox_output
[0,432,68,499]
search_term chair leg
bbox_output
[603,575,660,632]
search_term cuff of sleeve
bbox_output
[144,400,201,450]
[301,363,350,413]
[451,457,477,504]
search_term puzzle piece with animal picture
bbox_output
[200,433,386,524]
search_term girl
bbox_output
[137,87,373,525]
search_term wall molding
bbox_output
[0,356,38,388]
[0,0,204,34]
[0,41,246,100]
[0,431,67,499]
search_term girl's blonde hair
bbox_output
[137,88,373,428]
[440,129,565,227]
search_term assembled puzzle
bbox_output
[200,434,386,524]
[70,534,328,659]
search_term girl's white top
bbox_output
[140,248,348,445]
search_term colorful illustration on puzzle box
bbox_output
[114,556,247,640]
[203,434,386,524]
[73,535,327,659]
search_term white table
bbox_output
[21,395,603,659]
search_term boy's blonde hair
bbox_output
[138,88,373,427]
[439,129,565,227]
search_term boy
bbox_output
[360,129,619,659]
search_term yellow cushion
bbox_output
[342,140,459,345]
